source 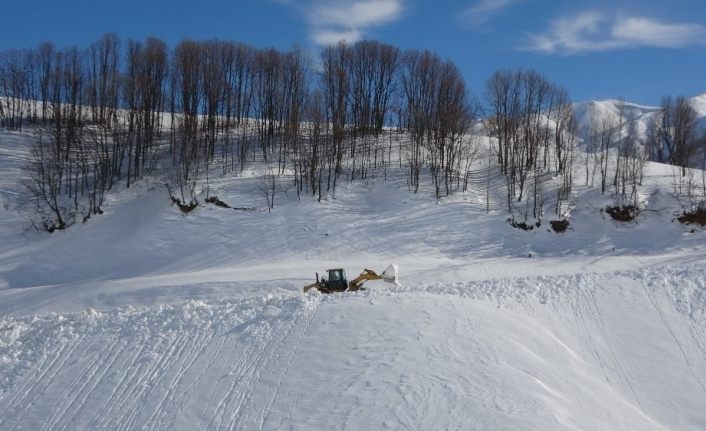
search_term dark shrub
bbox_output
[206,196,231,208]
[550,219,570,233]
[605,205,637,222]
[677,208,706,226]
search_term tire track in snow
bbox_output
[166,327,230,428]
[61,336,131,431]
[224,298,320,430]
[690,325,706,362]
[258,297,321,429]
[1,324,85,430]
[143,324,216,430]
[198,296,319,430]
[640,280,706,392]
[227,319,296,429]
[208,325,276,430]
[200,333,246,428]
[570,284,614,386]
[583,288,647,415]
[90,329,153,428]
[118,330,192,431]
[43,332,127,431]
[0,296,319,430]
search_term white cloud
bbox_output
[311,29,363,46]
[463,0,517,25]
[279,0,404,45]
[527,12,618,54]
[612,17,706,48]
[311,0,402,29]
[527,11,706,54]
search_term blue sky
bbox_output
[3,0,706,105]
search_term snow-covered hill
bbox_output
[573,92,706,141]
[1,127,706,429]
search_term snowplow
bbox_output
[303,264,399,294]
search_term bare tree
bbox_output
[300,90,326,201]
[485,69,572,226]
[656,96,698,175]
[86,33,120,128]
[347,40,400,134]
[555,115,577,217]
[320,42,349,195]
[611,120,646,217]
[253,48,283,160]
[167,40,204,211]
[0,49,32,130]
[24,133,67,230]
[400,49,436,193]
[594,115,617,195]
[259,168,277,212]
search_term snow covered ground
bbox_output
[1,127,706,429]
[1,268,705,430]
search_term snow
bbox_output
[1,124,706,429]
[380,263,399,284]
[1,268,705,430]
[573,93,706,141]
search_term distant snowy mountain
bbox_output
[573,92,706,141]
[573,99,659,136]
[690,93,706,135]
[690,92,706,117]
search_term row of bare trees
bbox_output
[400,50,474,198]
[485,69,576,226]
[0,35,478,228]
[3,35,170,229]
[648,96,706,205]
[646,96,699,172]
[7,33,706,231]
[584,109,647,216]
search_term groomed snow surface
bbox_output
[1,128,706,429]
[2,269,706,430]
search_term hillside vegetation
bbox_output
[2,35,706,430]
